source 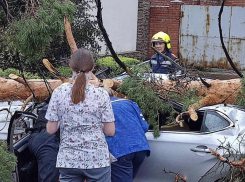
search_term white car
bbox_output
[134,104,245,182]
[5,101,245,182]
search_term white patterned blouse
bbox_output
[45,83,115,169]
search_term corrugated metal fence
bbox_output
[179,5,245,70]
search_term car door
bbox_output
[0,101,26,141]
[134,110,238,182]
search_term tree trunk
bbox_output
[100,78,241,106]
[0,77,62,102]
[0,76,242,110]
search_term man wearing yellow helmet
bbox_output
[150,31,179,74]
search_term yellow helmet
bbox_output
[151,31,171,50]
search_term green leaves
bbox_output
[167,89,201,111]
[117,66,204,137]
[0,141,17,182]
[117,69,173,138]
[0,68,40,79]
[3,0,76,63]
[96,56,140,76]
[235,72,245,106]
[0,0,103,74]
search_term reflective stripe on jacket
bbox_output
[150,51,178,74]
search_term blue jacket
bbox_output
[106,97,150,158]
[150,51,178,74]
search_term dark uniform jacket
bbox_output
[150,51,178,74]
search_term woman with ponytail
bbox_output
[46,48,115,182]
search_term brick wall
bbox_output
[148,1,181,58]
[120,0,245,61]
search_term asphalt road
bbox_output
[188,67,241,80]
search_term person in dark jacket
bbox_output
[105,88,150,182]
[150,31,180,74]
[28,102,60,182]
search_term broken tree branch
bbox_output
[218,0,243,78]
[151,46,212,88]
[210,148,245,169]
[9,74,26,86]
[151,46,184,71]
[21,95,33,111]
[0,0,13,21]
[163,168,187,182]
[64,16,78,53]
[43,59,71,83]
[95,0,133,76]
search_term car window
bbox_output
[200,110,230,132]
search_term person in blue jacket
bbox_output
[105,88,150,182]
[150,31,180,74]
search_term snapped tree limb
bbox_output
[210,148,245,170]
[218,0,243,78]
[95,0,133,76]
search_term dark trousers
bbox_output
[28,129,59,182]
[111,150,148,182]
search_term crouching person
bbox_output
[28,102,60,182]
[105,88,151,182]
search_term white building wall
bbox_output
[92,0,139,55]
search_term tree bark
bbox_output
[0,76,242,110]
[100,78,241,106]
[0,77,62,102]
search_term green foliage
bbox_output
[235,72,245,106]
[167,89,202,111]
[3,0,76,63]
[0,141,17,182]
[0,66,73,79]
[0,0,103,73]
[96,56,140,76]
[0,68,40,79]
[57,66,72,78]
[117,69,173,138]
[117,64,203,137]
[0,67,73,79]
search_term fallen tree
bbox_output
[0,73,241,105]
[0,0,243,136]
[1,67,243,137]
[0,76,62,102]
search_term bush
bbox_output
[0,56,141,80]
[0,67,72,80]
[0,56,140,80]
[96,56,140,76]
[0,68,40,79]
[57,66,72,78]
[0,141,17,182]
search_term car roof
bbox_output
[198,104,245,125]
